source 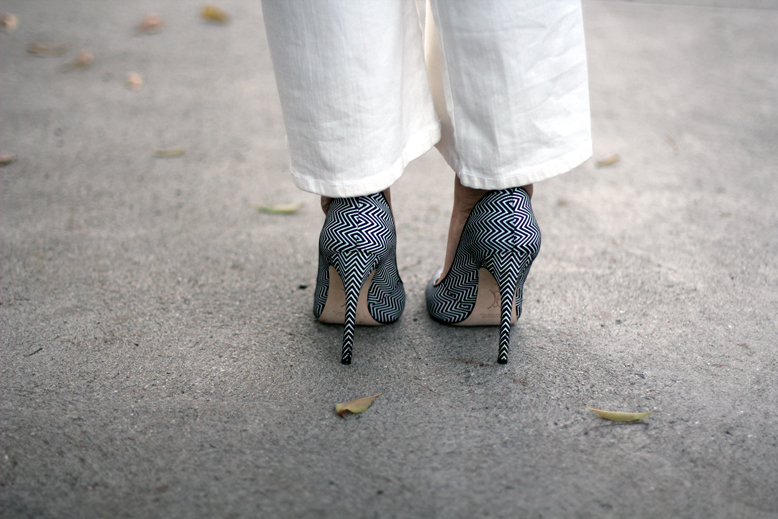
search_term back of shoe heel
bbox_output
[427,186,540,364]
[314,192,403,365]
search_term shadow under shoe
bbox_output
[426,187,541,364]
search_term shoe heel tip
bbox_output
[341,359,351,365]
[497,358,508,364]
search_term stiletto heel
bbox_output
[426,187,540,364]
[313,192,405,364]
[490,251,527,364]
[333,250,377,364]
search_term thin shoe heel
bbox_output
[489,252,525,364]
[332,250,378,365]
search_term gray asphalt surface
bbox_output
[2,1,777,517]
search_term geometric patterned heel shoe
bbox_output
[313,192,405,364]
[425,187,541,364]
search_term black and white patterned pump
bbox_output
[426,187,541,364]
[314,192,405,364]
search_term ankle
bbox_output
[321,196,332,214]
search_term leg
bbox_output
[426,0,592,189]
[425,0,587,363]
[261,0,440,198]
[261,2,435,363]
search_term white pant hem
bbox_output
[291,124,441,197]
[450,140,593,190]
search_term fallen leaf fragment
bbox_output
[256,203,303,215]
[153,147,186,158]
[201,5,230,24]
[0,154,18,166]
[587,406,653,422]
[1,12,18,33]
[595,154,620,167]
[135,13,164,34]
[27,42,69,57]
[126,72,143,91]
[335,394,381,417]
[61,51,94,72]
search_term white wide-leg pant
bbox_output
[261,0,592,198]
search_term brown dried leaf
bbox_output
[1,12,18,34]
[61,51,94,72]
[153,147,186,158]
[595,154,620,167]
[256,203,304,215]
[335,394,381,417]
[201,5,230,24]
[135,13,164,34]
[126,72,144,91]
[587,406,653,422]
[0,154,18,166]
[27,42,69,57]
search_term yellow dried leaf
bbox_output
[595,154,620,167]
[136,13,164,34]
[0,154,18,166]
[61,51,94,72]
[28,42,68,57]
[587,406,653,422]
[256,203,304,215]
[153,147,186,158]
[201,5,230,23]
[1,12,18,33]
[126,72,144,91]
[335,394,381,417]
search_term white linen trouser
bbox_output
[261,0,592,198]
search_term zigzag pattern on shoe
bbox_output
[425,187,540,363]
[313,192,405,363]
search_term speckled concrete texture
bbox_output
[1,1,777,517]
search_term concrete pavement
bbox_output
[1,1,777,517]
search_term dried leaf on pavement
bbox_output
[587,406,653,422]
[0,154,18,166]
[153,147,186,158]
[1,12,18,33]
[126,72,143,91]
[61,51,94,72]
[256,203,303,215]
[28,42,69,57]
[201,5,230,24]
[595,154,620,167]
[335,394,381,417]
[135,13,164,34]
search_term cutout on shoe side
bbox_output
[454,268,518,326]
[317,266,382,326]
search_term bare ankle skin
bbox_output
[437,177,533,283]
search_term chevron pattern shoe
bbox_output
[425,187,541,364]
[313,192,405,364]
